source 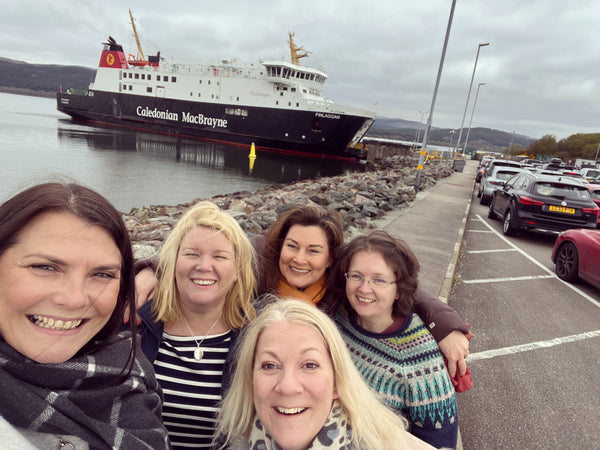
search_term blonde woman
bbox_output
[136,200,257,448]
[216,298,433,449]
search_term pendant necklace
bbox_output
[181,311,223,361]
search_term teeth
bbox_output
[192,279,216,286]
[277,407,305,415]
[28,315,82,330]
[290,267,309,273]
[357,296,376,304]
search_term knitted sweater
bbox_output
[334,309,458,449]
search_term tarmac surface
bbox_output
[376,159,478,301]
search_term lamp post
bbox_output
[448,129,456,151]
[412,110,428,149]
[462,82,485,155]
[454,42,489,156]
[414,0,457,193]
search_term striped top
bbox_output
[154,330,232,449]
[334,309,458,449]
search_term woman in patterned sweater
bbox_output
[326,230,459,449]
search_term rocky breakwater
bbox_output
[124,156,454,260]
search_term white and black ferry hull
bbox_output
[57,91,373,159]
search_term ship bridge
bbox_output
[261,60,327,91]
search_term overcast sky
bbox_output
[2,0,598,141]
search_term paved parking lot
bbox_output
[452,190,600,449]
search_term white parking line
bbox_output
[468,230,494,233]
[474,214,600,309]
[463,274,554,284]
[467,248,518,254]
[468,330,600,362]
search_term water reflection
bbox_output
[56,122,366,185]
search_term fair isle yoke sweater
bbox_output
[334,309,458,450]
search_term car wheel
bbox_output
[555,242,579,282]
[480,194,489,205]
[502,209,517,236]
[488,198,496,219]
[476,186,481,197]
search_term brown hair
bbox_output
[327,230,420,317]
[0,182,136,367]
[259,206,344,294]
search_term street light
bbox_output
[454,42,490,155]
[412,110,428,149]
[462,82,485,155]
[414,0,457,193]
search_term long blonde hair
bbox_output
[216,298,410,448]
[151,201,256,329]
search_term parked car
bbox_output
[584,183,600,227]
[552,228,600,289]
[476,157,494,183]
[488,172,599,236]
[478,166,526,205]
[581,168,600,183]
[484,159,522,178]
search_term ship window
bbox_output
[226,107,234,114]
[242,110,248,117]
[291,88,296,92]
[199,80,202,84]
[208,81,211,85]
[163,76,168,82]
[135,74,139,79]
[198,93,201,97]
[147,87,152,93]
[190,92,193,96]
[288,102,291,106]
[142,74,145,80]
[280,92,283,96]
[236,97,239,101]
[129,85,133,91]
[148,75,151,80]
[296,103,299,107]
[276,101,279,105]
[171,76,177,82]
[303,89,307,93]
[235,109,241,115]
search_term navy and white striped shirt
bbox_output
[154,330,232,449]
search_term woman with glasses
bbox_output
[325,230,459,449]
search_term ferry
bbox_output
[56,13,375,159]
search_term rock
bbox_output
[123,156,453,260]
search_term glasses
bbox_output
[344,272,396,288]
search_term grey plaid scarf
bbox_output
[0,332,170,449]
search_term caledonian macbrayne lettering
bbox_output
[181,112,228,128]
[136,106,228,128]
[136,106,179,121]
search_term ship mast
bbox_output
[129,9,146,61]
[288,32,310,65]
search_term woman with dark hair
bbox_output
[328,230,459,448]
[257,206,344,305]
[0,182,169,449]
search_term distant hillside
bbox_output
[367,117,535,153]
[0,57,535,152]
[0,57,95,97]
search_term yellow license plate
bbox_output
[549,205,575,214]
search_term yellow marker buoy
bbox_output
[249,142,256,173]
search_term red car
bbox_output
[585,183,600,227]
[552,229,600,289]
